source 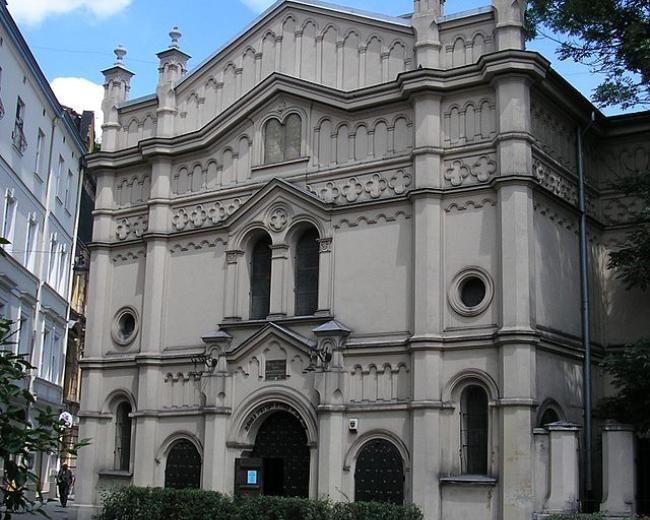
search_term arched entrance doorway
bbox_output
[164,439,202,489]
[250,410,310,497]
[354,439,404,504]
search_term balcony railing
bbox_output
[12,119,27,153]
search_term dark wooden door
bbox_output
[235,457,264,497]
[354,439,404,504]
[251,411,310,497]
[164,439,201,489]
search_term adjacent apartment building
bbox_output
[77,0,650,518]
[0,1,86,497]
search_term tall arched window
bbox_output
[114,402,132,471]
[250,235,272,319]
[354,439,404,504]
[295,228,319,316]
[165,439,202,489]
[460,385,488,474]
[263,114,302,164]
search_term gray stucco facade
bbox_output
[76,0,650,518]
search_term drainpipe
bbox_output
[577,112,594,511]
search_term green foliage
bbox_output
[0,317,90,519]
[526,0,650,109]
[96,487,424,520]
[595,338,650,432]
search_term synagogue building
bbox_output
[76,0,650,518]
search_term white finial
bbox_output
[114,44,127,66]
[169,26,181,48]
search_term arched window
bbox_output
[295,228,319,316]
[114,402,132,471]
[250,235,272,319]
[539,407,560,427]
[263,114,302,164]
[354,439,404,504]
[165,439,202,489]
[460,385,488,474]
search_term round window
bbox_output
[460,277,486,308]
[111,307,139,346]
[448,268,494,317]
[119,313,136,338]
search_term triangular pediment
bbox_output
[226,322,316,362]
[222,322,318,380]
[176,0,412,98]
[224,177,331,239]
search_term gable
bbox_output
[224,178,332,247]
[225,322,316,380]
[174,2,415,135]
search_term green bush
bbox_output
[96,487,423,520]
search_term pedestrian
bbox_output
[56,463,74,507]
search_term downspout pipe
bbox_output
[577,112,595,511]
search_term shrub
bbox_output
[96,487,423,520]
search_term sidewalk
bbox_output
[20,498,77,519]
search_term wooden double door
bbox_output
[235,411,310,497]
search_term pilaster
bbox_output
[224,250,244,320]
[84,247,112,357]
[74,417,102,512]
[498,340,536,520]
[202,371,232,492]
[317,410,345,497]
[412,92,442,189]
[316,237,333,315]
[494,75,532,179]
[268,244,289,318]
[140,240,168,353]
[411,0,443,69]
[410,349,442,520]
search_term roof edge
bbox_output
[177,0,412,92]
[0,3,86,153]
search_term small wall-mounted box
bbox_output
[348,418,359,432]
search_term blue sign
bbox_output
[247,470,257,485]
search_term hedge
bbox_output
[96,487,424,520]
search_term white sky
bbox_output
[9,0,132,25]
[50,77,104,141]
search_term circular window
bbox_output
[111,307,139,346]
[449,268,494,317]
[460,277,486,308]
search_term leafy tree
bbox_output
[596,339,650,433]
[526,0,650,109]
[0,317,89,518]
